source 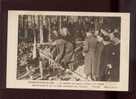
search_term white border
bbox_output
[7,10,130,91]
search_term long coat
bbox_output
[83,35,97,76]
[55,38,74,68]
[100,43,113,81]
[110,43,120,81]
[95,42,104,79]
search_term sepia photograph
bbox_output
[7,11,130,91]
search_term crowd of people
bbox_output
[47,27,120,81]
[17,16,120,81]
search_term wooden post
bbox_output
[59,16,61,32]
[39,60,43,79]
[32,30,37,59]
[24,16,28,39]
[32,15,37,59]
[39,16,44,43]
[48,17,51,41]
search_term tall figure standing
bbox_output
[83,31,97,80]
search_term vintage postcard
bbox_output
[7,11,130,91]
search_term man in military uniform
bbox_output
[53,27,74,70]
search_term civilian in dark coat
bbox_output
[100,36,113,81]
[95,36,104,80]
[110,33,120,81]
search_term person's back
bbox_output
[84,35,97,53]
[54,38,66,64]
[83,32,98,80]
[61,40,74,65]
